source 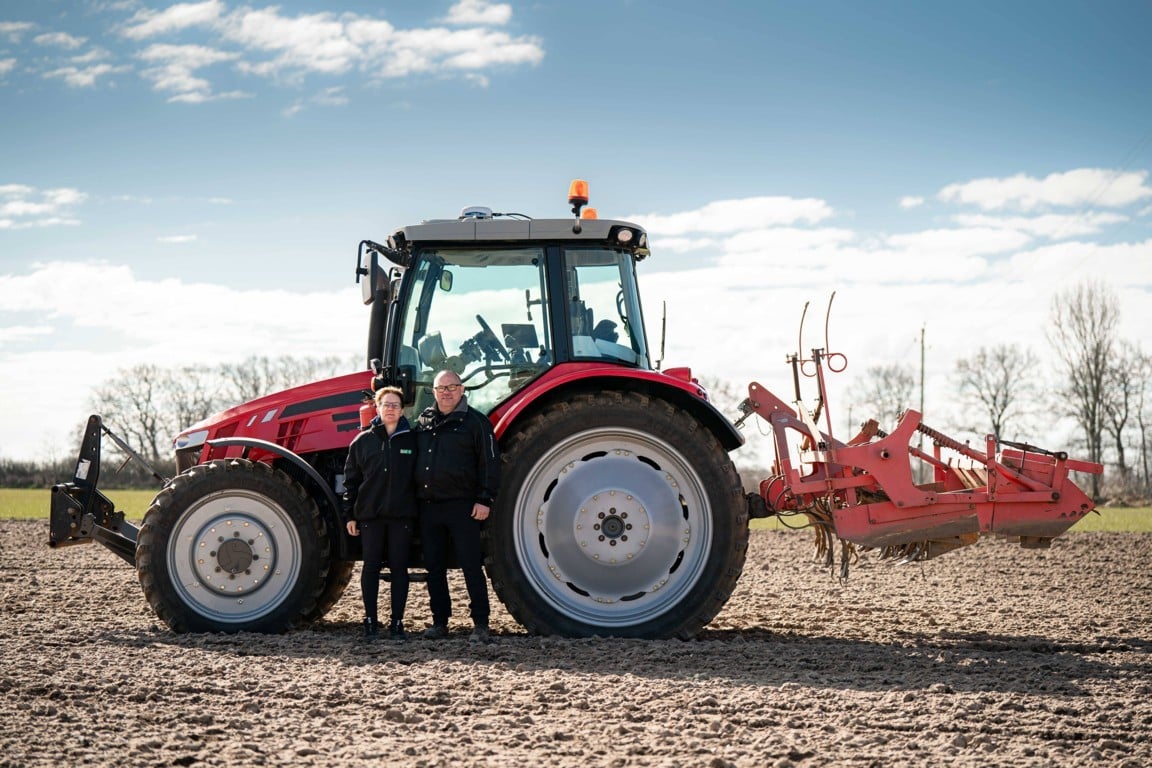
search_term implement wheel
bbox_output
[136,459,331,633]
[488,390,748,639]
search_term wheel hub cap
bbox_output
[191,517,276,594]
[575,491,650,564]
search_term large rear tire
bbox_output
[487,390,747,639]
[136,459,332,633]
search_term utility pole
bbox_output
[918,325,926,483]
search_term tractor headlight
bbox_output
[175,429,209,450]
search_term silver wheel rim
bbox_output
[168,489,303,624]
[513,426,713,629]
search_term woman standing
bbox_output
[342,386,417,641]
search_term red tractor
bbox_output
[49,181,1100,638]
[50,181,748,638]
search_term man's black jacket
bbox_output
[414,399,500,506]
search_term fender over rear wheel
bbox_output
[488,390,748,639]
[136,459,332,633]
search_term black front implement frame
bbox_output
[47,415,165,565]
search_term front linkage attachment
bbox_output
[738,301,1102,578]
[48,415,167,565]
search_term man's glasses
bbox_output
[379,402,403,409]
[433,384,461,393]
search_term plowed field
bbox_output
[2,520,1149,767]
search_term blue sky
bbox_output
[2,0,1151,461]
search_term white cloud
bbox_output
[226,8,361,78]
[444,0,514,26]
[0,325,53,343]
[116,2,543,97]
[0,21,35,43]
[157,234,197,243]
[121,0,225,40]
[938,168,1152,211]
[33,31,86,49]
[886,227,1033,258]
[0,261,364,457]
[356,25,544,80]
[899,196,924,209]
[629,196,835,236]
[649,236,722,254]
[70,47,114,64]
[43,62,130,87]
[0,185,87,228]
[137,42,242,101]
[951,211,1127,239]
[11,3,544,103]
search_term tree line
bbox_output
[1,355,355,488]
[6,279,1146,501]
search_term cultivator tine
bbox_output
[894,541,926,565]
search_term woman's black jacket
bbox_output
[342,416,418,522]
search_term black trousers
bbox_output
[420,499,489,627]
[359,518,413,624]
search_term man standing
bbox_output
[415,369,501,643]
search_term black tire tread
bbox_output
[487,390,747,639]
[136,459,331,633]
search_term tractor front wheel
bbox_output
[488,390,748,639]
[136,459,332,633]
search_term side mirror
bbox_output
[358,250,382,305]
[440,270,453,292]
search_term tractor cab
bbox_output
[357,185,653,415]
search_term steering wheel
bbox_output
[475,314,511,362]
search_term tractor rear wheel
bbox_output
[136,459,332,633]
[487,390,748,639]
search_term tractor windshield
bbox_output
[395,244,648,414]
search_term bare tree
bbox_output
[1047,279,1119,499]
[696,375,747,415]
[163,366,224,433]
[217,355,355,404]
[90,364,172,463]
[1138,362,1152,498]
[850,363,917,429]
[953,344,1039,440]
[1103,341,1150,494]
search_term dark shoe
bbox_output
[389,620,408,643]
[423,624,449,640]
[362,617,379,641]
[468,624,491,645]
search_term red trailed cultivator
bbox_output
[738,301,1102,576]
